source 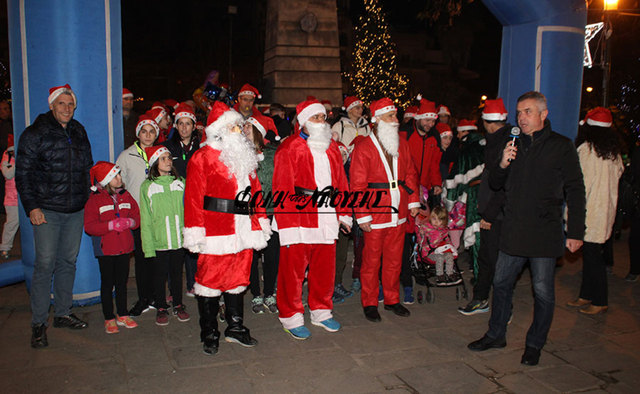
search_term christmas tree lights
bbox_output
[347,0,411,108]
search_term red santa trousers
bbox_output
[361,225,404,307]
[195,249,253,295]
[277,242,336,329]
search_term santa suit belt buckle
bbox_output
[203,196,253,215]
[389,180,398,190]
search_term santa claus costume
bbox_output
[349,98,420,322]
[183,101,271,355]
[272,99,352,340]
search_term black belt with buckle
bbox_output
[367,180,414,195]
[203,196,252,215]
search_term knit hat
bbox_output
[581,107,612,128]
[146,107,168,125]
[238,83,261,99]
[145,146,170,168]
[296,99,326,128]
[122,88,134,99]
[403,105,418,119]
[457,119,478,132]
[369,98,396,123]
[482,98,508,121]
[414,97,437,120]
[173,103,196,125]
[135,114,160,138]
[48,84,77,108]
[342,96,363,113]
[437,105,451,116]
[436,123,453,137]
[90,161,120,191]
[205,101,244,142]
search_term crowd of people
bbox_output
[8,80,638,366]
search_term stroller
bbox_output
[409,204,468,304]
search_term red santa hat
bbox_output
[238,83,261,99]
[135,114,160,138]
[437,105,451,116]
[122,88,134,99]
[321,100,333,111]
[369,98,396,123]
[436,122,453,137]
[296,99,326,128]
[205,101,244,141]
[7,134,14,152]
[403,105,418,119]
[164,99,179,110]
[414,97,437,120]
[90,161,121,191]
[581,107,612,128]
[145,145,170,168]
[48,84,77,108]
[195,121,204,132]
[247,114,280,141]
[457,119,478,132]
[146,107,168,126]
[151,101,167,111]
[342,96,363,112]
[482,98,508,121]
[173,103,196,125]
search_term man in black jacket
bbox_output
[16,84,93,348]
[468,91,585,366]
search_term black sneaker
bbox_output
[447,272,463,285]
[31,324,48,348]
[436,275,447,286]
[458,299,490,316]
[129,299,152,317]
[53,314,88,329]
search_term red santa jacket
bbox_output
[399,127,442,189]
[84,188,140,256]
[350,133,420,229]
[272,132,352,246]
[183,145,270,255]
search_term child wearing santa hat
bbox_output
[139,146,190,326]
[0,135,17,259]
[84,161,140,334]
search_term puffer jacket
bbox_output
[16,111,93,214]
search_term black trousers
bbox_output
[628,216,640,275]
[153,249,186,309]
[250,232,280,297]
[98,254,130,320]
[400,233,414,288]
[132,227,154,303]
[334,231,350,286]
[580,241,608,306]
[473,220,502,301]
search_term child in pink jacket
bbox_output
[0,135,18,259]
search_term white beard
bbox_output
[218,131,258,181]
[305,122,331,151]
[377,120,400,157]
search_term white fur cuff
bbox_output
[194,282,221,297]
[183,226,206,253]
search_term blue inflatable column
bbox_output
[482,0,587,139]
[6,0,124,304]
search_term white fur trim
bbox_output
[408,202,421,209]
[414,113,437,120]
[148,147,169,168]
[416,94,422,100]
[99,166,121,187]
[357,215,373,224]
[193,282,221,297]
[174,111,196,125]
[225,285,247,294]
[205,109,244,140]
[279,312,304,330]
[136,119,159,138]
[403,112,416,118]
[373,105,396,118]
[346,100,362,112]
[439,131,453,137]
[297,103,326,128]
[456,125,477,132]
[238,90,257,98]
[339,215,353,228]
[259,217,273,238]
[183,226,206,253]
[197,228,268,254]
[48,88,77,108]
[123,92,133,99]
[438,106,451,116]
[481,112,507,121]
[586,118,612,128]
[443,163,485,191]
[247,116,267,137]
[433,244,458,257]
[463,220,481,249]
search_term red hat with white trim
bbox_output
[164,99,179,110]
[135,114,160,138]
[403,105,418,119]
[457,119,478,132]
[296,99,326,128]
[90,161,121,191]
[145,145,170,168]
[369,98,397,123]
[342,96,363,112]
[196,121,204,132]
[48,84,77,108]
[146,107,168,125]
[414,97,437,120]
[205,101,244,141]
[321,100,333,111]
[247,113,280,141]
[482,98,508,121]
[123,88,134,99]
[173,103,196,125]
[580,107,612,128]
[151,101,167,111]
[437,105,451,116]
[436,122,453,137]
[238,83,261,99]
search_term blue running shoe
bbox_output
[312,318,341,332]
[351,278,361,292]
[378,285,384,303]
[403,287,415,305]
[284,325,311,340]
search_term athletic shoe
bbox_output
[436,275,447,286]
[351,278,361,292]
[116,315,138,329]
[458,299,490,316]
[447,272,463,285]
[155,309,169,326]
[625,273,638,283]
[53,314,88,329]
[185,289,195,298]
[335,284,353,299]
[129,299,152,317]
[251,296,266,314]
[31,324,48,349]
[332,291,345,304]
[312,318,341,332]
[174,305,190,322]
[105,319,119,334]
[403,287,415,305]
[264,295,278,314]
[284,325,311,340]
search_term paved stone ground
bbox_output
[0,234,639,393]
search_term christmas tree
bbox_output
[347,0,410,107]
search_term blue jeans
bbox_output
[31,209,84,325]
[487,251,556,350]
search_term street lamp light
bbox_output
[481,95,487,101]
[586,86,593,92]
[604,0,618,11]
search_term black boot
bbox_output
[223,292,258,348]
[196,296,220,355]
[31,324,48,348]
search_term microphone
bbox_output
[508,127,520,162]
